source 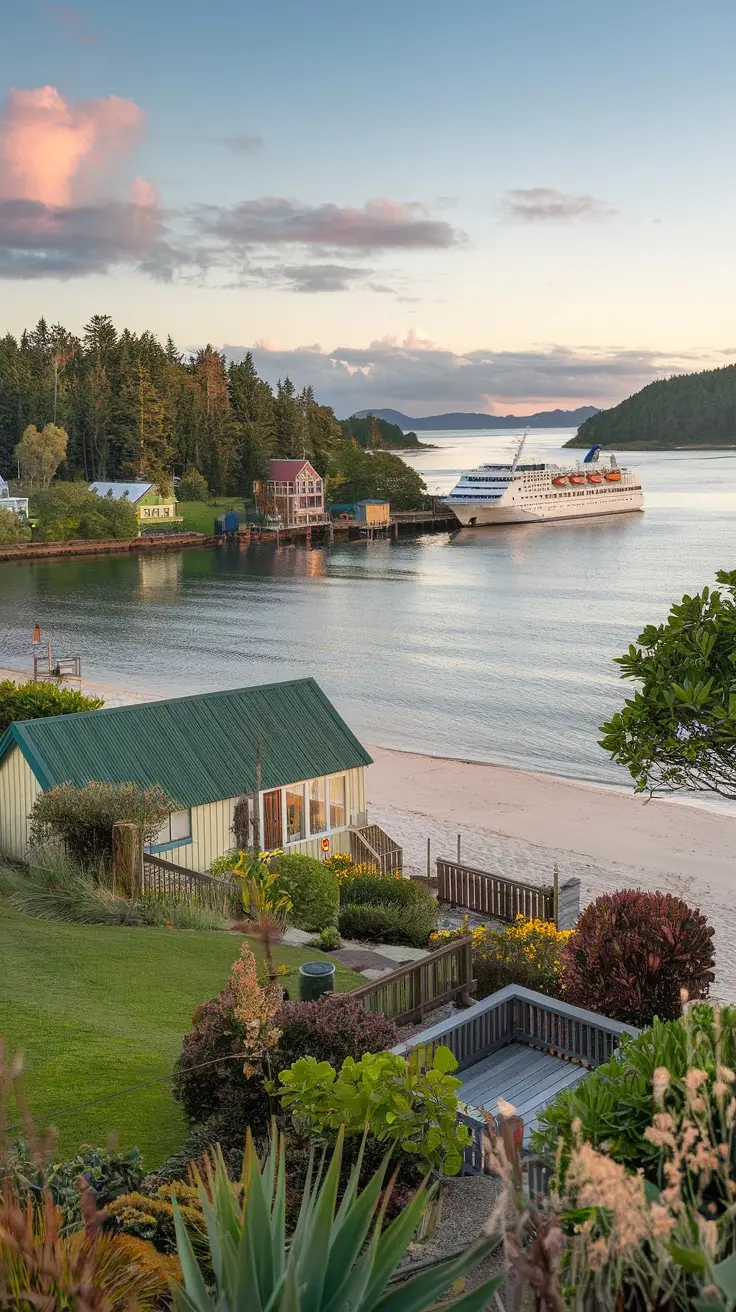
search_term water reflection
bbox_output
[137,553,183,601]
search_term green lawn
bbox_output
[0,902,356,1168]
[178,498,249,535]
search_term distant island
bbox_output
[350,406,598,431]
[340,414,431,449]
[565,364,736,449]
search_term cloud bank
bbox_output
[197,197,461,251]
[221,337,708,416]
[500,187,616,222]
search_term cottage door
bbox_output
[263,789,283,850]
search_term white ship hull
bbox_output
[449,490,644,526]
[444,437,644,529]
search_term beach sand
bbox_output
[366,745,736,1001]
[3,665,734,998]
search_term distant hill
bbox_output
[565,365,736,449]
[350,406,598,430]
[339,414,430,449]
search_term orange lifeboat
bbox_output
[569,474,586,485]
[551,476,567,487]
[605,470,622,482]
[587,472,603,484]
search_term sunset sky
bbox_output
[1,0,735,416]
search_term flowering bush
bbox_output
[431,915,569,999]
[562,889,715,1026]
[323,853,398,884]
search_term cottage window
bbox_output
[308,778,327,834]
[328,774,346,829]
[286,784,305,841]
[153,808,192,847]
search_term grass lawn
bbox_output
[0,901,356,1169]
[178,498,249,535]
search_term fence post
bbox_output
[426,837,431,881]
[113,821,143,898]
[553,863,559,927]
[557,877,581,930]
[457,832,461,864]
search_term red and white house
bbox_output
[258,459,328,527]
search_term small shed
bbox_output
[355,500,390,526]
[0,678,372,869]
[89,482,181,527]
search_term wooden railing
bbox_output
[349,823,403,875]
[392,985,638,1175]
[436,858,554,923]
[351,936,474,1024]
[142,852,237,913]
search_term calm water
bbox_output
[1,428,736,787]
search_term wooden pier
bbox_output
[239,509,457,547]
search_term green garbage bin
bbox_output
[299,960,336,1002]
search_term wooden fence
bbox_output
[436,858,555,923]
[141,852,237,913]
[350,936,474,1024]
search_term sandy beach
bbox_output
[367,746,736,1002]
[3,665,735,998]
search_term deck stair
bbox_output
[349,820,403,875]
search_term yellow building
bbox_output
[0,679,374,869]
[90,482,182,527]
[355,500,391,527]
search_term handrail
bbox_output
[349,823,403,875]
[436,858,555,923]
[392,983,638,1069]
[142,851,237,912]
[351,936,474,1024]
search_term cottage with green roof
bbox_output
[0,678,379,870]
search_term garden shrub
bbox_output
[278,1045,470,1176]
[176,469,210,502]
[532,1002,736,1192]
[276,994,396,1071]
[432,916,570,1000]
[562,889,716,1026]
[315,924,341,951]
[106,1182,209,1264]
[272,853,339,931]
[322,853,380,883]
[2,1142,144,1228]
[338,873,424,908]
[32,482,139,542]
[0,507,31,544]
[0,679,103,735]
[29,780,177,865]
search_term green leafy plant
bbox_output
[1,1143,143,1230]
[600,569,736,798]
[177,469,210,502]
[273,853,339,932]
[0,679,103,735]
[338,899,436,947]
[0,508,31,545]
[29,780,177,864]
[171,1129,502,1312]
[562,889,715,1026]
[315,925,341,951]
[32,482,139,542]
[532,1002,736,1187]
[278,1046,471,1177]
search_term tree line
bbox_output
[0,316,426,508]
[566,362,736,449]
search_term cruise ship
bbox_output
[443,434,643,527]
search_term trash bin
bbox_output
[298,960,336,1002]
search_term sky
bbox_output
[1,0,736,416]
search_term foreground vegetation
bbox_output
[0,900,355,1164]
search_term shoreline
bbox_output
[2,666,735,994]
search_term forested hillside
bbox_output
[565,364,736,448]
[339,414,427,449]
[0,316,351,494]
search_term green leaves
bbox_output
[171,1129,503,1312]
[277,1047,469,1176]
[601,573,736,798]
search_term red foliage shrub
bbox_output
[562,890,715,1027]
[275,994,397,1073]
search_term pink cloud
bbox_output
[0,85,145,206]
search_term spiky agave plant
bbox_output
[172,1128,504,1312]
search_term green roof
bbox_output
[0,679,372,808]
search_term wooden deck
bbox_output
[457,1043,589,1145]
[393,984,639,1173]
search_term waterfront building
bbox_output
[256,460,329,528]
[355,500,391,527]
[0,678,378,869]
[0,477,29,520]
[89,481,182,528]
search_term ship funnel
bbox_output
[583,445,602,464]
